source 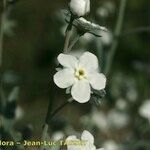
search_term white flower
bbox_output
[51,131,64,141]
[54,52,106,103]
[66,130,104,150]
[103,140,121,150]
[107,110,129,129]
[139,100,150,122]
[91,109,108,131]
[81,108,129,131]
[69,0,90,17]
[115,98,127,110]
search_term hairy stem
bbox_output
[104,0,127,76]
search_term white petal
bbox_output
[66,136,82,150]
[79,52,99,72]
[71,80,91,103]
[67,144,83,150]
[54,69,75,89]
[97,148,104,150]
[66,135,78,141]
[69,0,86,17]
[89,73,106,90]
[58,53,78,68]
[85,0,90,14]
[81,130,94,144]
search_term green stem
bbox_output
[68,34,81,52]
[40,124,49,150]
[40,101,70,150]
[95,38,104,71]
[40,14,74,149]
[49,101,70,121]
[63,15,74,53]
[104,0,127,76]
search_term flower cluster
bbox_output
[53,0,107,105]
[52,0,107,149]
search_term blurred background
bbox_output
[0,0,150,150]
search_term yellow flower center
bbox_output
[75,68,86,80]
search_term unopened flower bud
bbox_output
[69,0,90,17]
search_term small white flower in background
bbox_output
[81,108,129,131]
[103,140,121,150]
[51,131,64,141]
[126,87,137,102]
[80,33,93,45]
[66,130,104,150]
[115,98,127,110]
[54,52,106,103]
[69,0,90,17]
[96,2,115,18]
[96,7,109,18]
[139,100,150,122]
[91,109,109,131]
[80,110,108,131]
[3,17,16,36]
[107,109,129,129]
[99,30,113,46]
[15,106,24,120]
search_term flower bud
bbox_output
[69,0,90,17]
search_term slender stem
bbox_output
[50,101,70,121]
[68,34,81,52]
[63,15,74,53]
[40,101,70,150]
[40,124,48,150]
[104,0,127,76]
[95,38,104,71]
[41,14,74,149]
